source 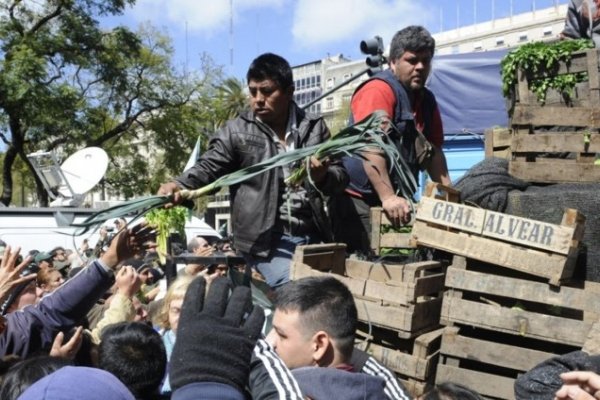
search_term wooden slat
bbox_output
[445,267,600,313]
[440,295,591,346]
[356,342,437,380]
[345,259,442,282]
[355,296,442,334]
[512,132,600,153]
[526,49,600,77]
[379,232,414,248]
[440,328,555,372]
[293,243,347,273]
[436,364,516,400]
[510,160,600,183]
[511,105,600,128]
[485,128,512,159]
[412,223,575,284]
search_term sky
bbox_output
[102,0,571,80]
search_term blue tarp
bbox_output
[427,48,510,135]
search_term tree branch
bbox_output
[27,3,63,36]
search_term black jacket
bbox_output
[514,350,600,400]
[175,104,348,257]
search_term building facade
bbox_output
[294,3,570,124]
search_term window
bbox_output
[326,97,334,110]
[316,75,321,87]
[326,78,335,89]
[543,26,553,37]
[495,36,505,47]
[518,32,528,42]
[473,41,483,51]
[310,76,316,88]
[343,73,352,81]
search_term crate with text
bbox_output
[291,243,446,338]
[410,183,585,285]
[356,323,443,397]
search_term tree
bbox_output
[0,0,205,206]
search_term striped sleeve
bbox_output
[362,356,412,400]
[249,339,304,400]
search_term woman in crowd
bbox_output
[36,267,65,299]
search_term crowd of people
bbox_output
[0,16,599,400]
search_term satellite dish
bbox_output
[58,147,108,198]
[27,147,109,207]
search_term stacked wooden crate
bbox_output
[411,185,590,400]
[502,48,600,183]
[370,185,460,256]
[290,243,447,396]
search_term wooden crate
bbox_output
[291,243,446,337]
[508,48,600,183]
[411,183,585,285]
[441,256,600,347]
[484,127,512,159]
[370,207,415,256]
[508,122,600,183]
[512,49,600,109]
[356,324,443,397]
[371,185,461,256]
[436,326,572,400]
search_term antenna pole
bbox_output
[229,0,234,69]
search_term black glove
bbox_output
[170,276,265,394]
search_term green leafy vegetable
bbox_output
[145,207,189,261]
[501,39,594,104]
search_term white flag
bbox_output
[183,136,202,172]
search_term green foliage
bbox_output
[146,206,189,259]
[500,39,594,104]
[0,1,242,206]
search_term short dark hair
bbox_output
[246,53,294,90]
[50,247,65,257]
[0,356,71,400]
[423,382,483,400]
[273,276,357,360]
[98,322,166,399]
[389,25,435,62]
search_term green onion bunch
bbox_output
[71,111,415,234]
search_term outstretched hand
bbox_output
[100,222,156,269]
[50,326,83,360]
[555,371,600,400]
[170,276,265,394]
[0,246,36,305]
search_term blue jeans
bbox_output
[243,233,319,289]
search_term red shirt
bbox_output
[351,79,444,148]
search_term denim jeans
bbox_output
[243,233,319,289]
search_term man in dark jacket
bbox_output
[330,26,451,257]
[158,53,347,289]
[562,0,600,47]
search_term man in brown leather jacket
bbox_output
[158,53,347,289]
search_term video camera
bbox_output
[360,35,386,75]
